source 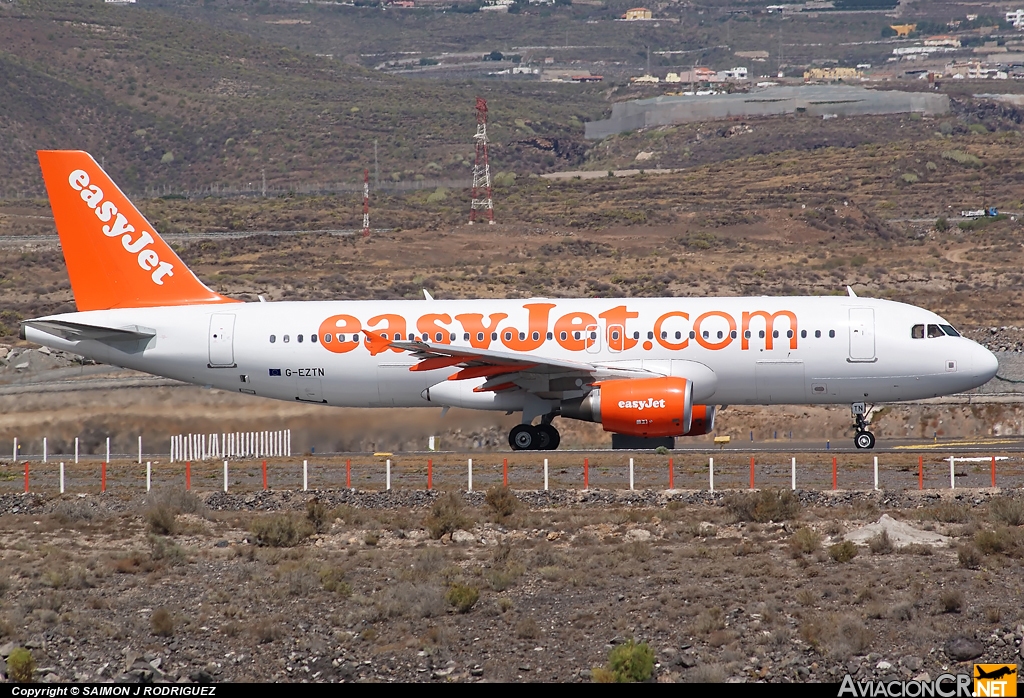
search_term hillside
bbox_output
[0,0,608,196]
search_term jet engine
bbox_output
[560,377,693,437]
[683,405,716,436]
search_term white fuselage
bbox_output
[25,296,998,411]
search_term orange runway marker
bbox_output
[584,458,589,490]
[346,459,351,489]
[668,457,674,489]
[101,462,107,493]
[262,460,267,490]
[503,458,508,487]
[186,461,191,491]
[832,456,837,490]
[427,459,433,491]
[919,455,923,490]
[749,456,755,490]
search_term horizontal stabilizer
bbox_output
[22,319,156,343]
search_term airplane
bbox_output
[21,150,999,451]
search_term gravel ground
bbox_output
[0,486,1022,683]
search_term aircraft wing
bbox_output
[366,331,651,396]
[22,320,156,343]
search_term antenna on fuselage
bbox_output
[847,286,857,297]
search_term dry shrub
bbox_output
[320,567,352,596]
[151,608,174,636]
[52,499,105,525]
[828,541,858,563]
[485,485,520,520]
[900,543,934,556]
[957,543,982,569]
[917,502,971,523]
[868,530,894,555]
[250,514,313,547]
[725,489,799,523]
[306,498,332,534]
[143,488,206,535]
[375,583,446,619]
[835,616,873,655]
[251,619,281,643]
[425,492,471,540]
[515,617,540,639]
[445,583,479,613]
[790,527,821,555]
[989,497,1024,526]
[940,589,963,613]
[693,606,724,634]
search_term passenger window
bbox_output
[422,333,429,341]
[717,331,723,339]
[911,324,925,339]
[491,332,498,341]
[611,331,619,340]
[772,330,779,339]
[323,334,331,343]
[297,334,304,343]
[829,330,835,338]
[702,331,709,339]
[381,333,389,340]
[689,331,696,339]
[532,331,540,341]
[311,334,317,343]
[408,333,415,341]
[786,330,793,339]
[927,324,944,339]
[270,335,276,344]
[464,333,471,341]
[547,332,554,340]
[730,330,737,339]
[590,332,597,340]
[675,331,682,340]
[283,335,290,343]
[477,332,484,341]
[940,324,960,337]
[647,331,654,340]
[560,331,567,341]
[574,331,581,340]
[435,332,444,342]
[518,332,526,341]
[450,333,456,342]
[815,330,821,338]
[505,332,513,341]
[633,331,640,340]
[661,331,667,339]
[744,331,751,339]
[758,330,765,339]
[800,330,807,339]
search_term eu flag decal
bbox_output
[269,369,282,376]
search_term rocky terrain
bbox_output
[0,487,1021,683]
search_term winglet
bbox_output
[37,150,239,311]
[363,329,392,355]
[423,289,434,301]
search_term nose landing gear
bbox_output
[852,402,876,449]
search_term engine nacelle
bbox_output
[683,405,716,436]
[560,377,693,437]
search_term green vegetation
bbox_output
[594,639,655,683]
[6,647,36,682]
[426,492,471,539]
[941,150,983,167]
[828,540,858,563]
[445,583,480,613]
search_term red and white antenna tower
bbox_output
[469,97,494,225]
[362,168,370,237]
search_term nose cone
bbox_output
[973,343,999,384]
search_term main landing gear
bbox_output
[851,402,876,450]
[508,417,561,451]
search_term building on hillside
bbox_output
[890,24,917,37]
[945,61,1009,79]
[1008,10,1024,27]
[803,67,862,81]
[572,74,603,82]
[720,67,749,80]
[924,35,961,47]
[630,74,660,83]
[623,7,653,20]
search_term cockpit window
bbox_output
[927,324,944,338]
[940,324,960,337]
[911,324,924,339]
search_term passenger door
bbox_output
[848,308,876,362]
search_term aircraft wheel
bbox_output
[509,424,539,451]
[854,431,876,450]
[536,424,560,451]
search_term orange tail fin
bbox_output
[37,150,238,311]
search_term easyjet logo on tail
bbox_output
[68,169,174,285]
